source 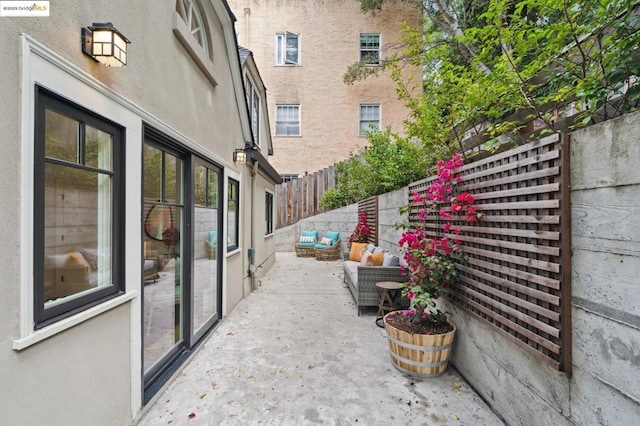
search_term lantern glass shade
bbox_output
[82,23,130,67]
[233,150,246,163]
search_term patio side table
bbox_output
[375,281,403,328]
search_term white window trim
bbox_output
[172,11,218,86]
[176,0,209,55]
[360,33,381,66]
[275,104,301,137]
[275,31,300,66]
[265,189,275,237]
[359,103,381,136]
[245,73,261,147]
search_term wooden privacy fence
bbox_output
[408,134,571,372]
[358,196,378,245]
[276,166,337,229]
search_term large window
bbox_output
[276,31,300,65]
[176,0,209,54]
[359,104,381,135]
[265,191,274,235]
[227,179,239,251]
[275,104,300,136]
[34,87,124,326]
[360,33,381,65]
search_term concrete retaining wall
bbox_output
[276,111,640,425]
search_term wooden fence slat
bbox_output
[463,167,560,191]
[465,256,561,291]
[462,245,561,275]
[471,183,561,201]
[457,265,561,315]
[454,292,561,355]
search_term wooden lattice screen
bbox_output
[408,134,571,371]
[358,196,378,245]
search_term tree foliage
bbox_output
[327,0,640,210]
[320,128,432,209]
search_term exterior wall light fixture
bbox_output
[82,22,130,67]
[233,149,247,164]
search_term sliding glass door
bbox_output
[192,161,222,342]
[141,131,223,402]
[142,142,185,379]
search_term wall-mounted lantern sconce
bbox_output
[233,149,247,164]
[82,22,130,67]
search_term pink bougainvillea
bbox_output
[397,153,481,327]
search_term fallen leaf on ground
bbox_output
[225,332,234,337]
[451,414,459,420]
[188,413,196,419]
[200,393,206,399]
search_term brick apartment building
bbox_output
[228,0,423,178]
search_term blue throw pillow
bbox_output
[325,231,340,244]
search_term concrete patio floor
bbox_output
[137,252,505,426]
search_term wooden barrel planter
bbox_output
[383,315,456,378]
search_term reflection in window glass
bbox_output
[164,154,182,204]
[85,125,113,169]
[36,90,121,326]
[44,109,78,163]
[44,164,113,303]
[207,169,218,208]
[194,165,206,206]
[143,144,162,202]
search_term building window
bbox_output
[280,174,299,182]
[275,104,300,136]
[227,178,239,251]
[34,87,124,326]
[176,0,209,55]
[359,104,381,135]
[360,33,381,65]
[246,76,260,147]
[265,192,274,235]
[276,31,300,65]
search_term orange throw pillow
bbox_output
[349,242,368,262]
[369,252,384,266]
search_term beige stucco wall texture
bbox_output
[0,1,257,424]
[228,0,422,176]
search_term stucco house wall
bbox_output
[0,1,278,423]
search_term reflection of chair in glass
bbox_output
[143,241,162,283]
[204,230,217,259]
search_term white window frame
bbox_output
[246,75,260,147]
[173,1,218,86]
[176,0,209,55]
[360,33,381,65]
[275,31,300,65]
[265,190,274,236]
[275,104,301,136]
[359,104,381,136]
[15,36,139,351]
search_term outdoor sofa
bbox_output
[343,243,408,315]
